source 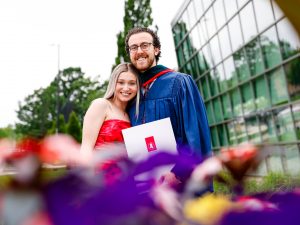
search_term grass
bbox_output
[0,167,67,190]
[214,171,300,195]
[1,167,300,195]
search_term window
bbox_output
[196,52,209,75]
[209,69,220,96]
[228,15,243,52]
[254,76,270,110]
[227,121,237,145]
[284,57,300,101]
[231,88,242,116]
[285,145,300,175]
[206,102,214,124]
[204,8,217,38]
[277,18,300,60]
[188,1,198,28]
[224,56,238,88]
[268,67,289,106]
[218,124,229,146]
[211,126,220,148]
[190,26,202,51]
[275,107,297,141]
[233,48,251,82]
[259,111,277,142]
[260,26,281,69]
[201,76,210,100]
[240,2,257,43]
[234,118,248,143]
[193,0,204,20]
[213,98,223,122]
[213,0,226,29]
[245,38,264,76]
[221,93,233,120]
[292,103,300,140]
[241,83,255,115]
[272,0,284,20]
[224,0,237,20]
[245,116,261,143]
[209,35,222,65]
[216,63,227,92]
[219,26,232,59]
[253,0,274,32]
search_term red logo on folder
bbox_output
[145,136,157,152]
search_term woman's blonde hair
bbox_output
[103,63,140,117]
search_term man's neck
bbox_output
[139,65,172,87]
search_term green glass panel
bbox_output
[211,126,219,148]
[284,57,300,101]
[177,47,185,67]
[224,56,238,88]
[221,94,233,120]
[259,113,277,143]
[233,48,251,82]
[292,104,300,140]
[216,64,227,92]
[206,102,214,125]
[275,107,297,141]
[227,122,237,145]
[268,67,289,106]
[277,18,300,60]
[218,124,229,146]
[245,38,264,76]
[285,145,300,175]
[234,119,248,143]
[183,39,192,62]
[213,98,223,122]
[231,88,242,116]
[201,77,210,100]
[241,83,255,115]
[245,116,261,143]
[208,72,219,97]
[254,76,270,110]
[260,26,281,69]
[197,52,209,75]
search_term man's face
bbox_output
[128,32,160,72]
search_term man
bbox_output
[125,27,212,188]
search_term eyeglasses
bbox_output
[128,42,153,53]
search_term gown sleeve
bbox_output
[178,74,212,158]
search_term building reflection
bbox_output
[171,0,300,175]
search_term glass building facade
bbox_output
[171,0,300,175]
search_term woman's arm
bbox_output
[80,98,108,157]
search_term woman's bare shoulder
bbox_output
[89,98,110,111]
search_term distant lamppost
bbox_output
[51,44,61,134]
[56,44,61,134]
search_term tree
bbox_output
[66,111,82,143]
[112,0,155,70]
[0,125,15,139]
[16,67,107,138]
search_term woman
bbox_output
[80,62,140,161]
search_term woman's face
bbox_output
[114,71,138,103]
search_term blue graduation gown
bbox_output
[128,70,212,159]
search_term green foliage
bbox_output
[66,111,82,143]
[112,0,155,70]
[0,125,16,139]
[58,114,67,133]
[16,67,106,139]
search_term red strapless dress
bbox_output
[94,119,131,149]
[94,119,131,185]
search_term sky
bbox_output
[0,0,184,128]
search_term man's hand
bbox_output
[159,172,181,188]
